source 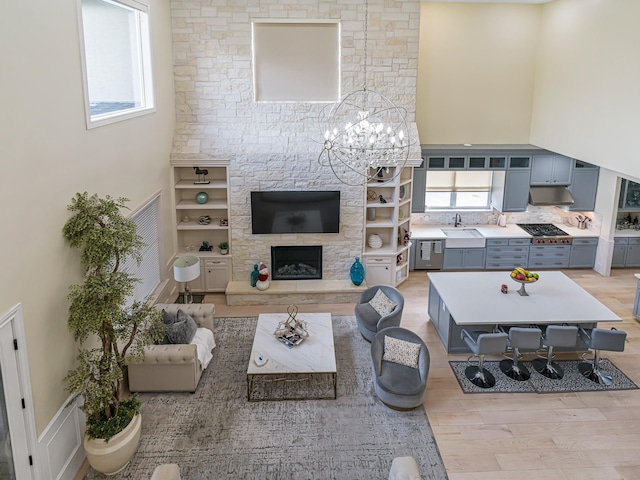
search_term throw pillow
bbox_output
[149,309,176,345]
[383,335,421,369]
[166,309,198,344]
[368,289,397,317]
[161,308,178,325]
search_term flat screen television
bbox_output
[251,191,340,234]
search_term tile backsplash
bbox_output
[411,206,602,232]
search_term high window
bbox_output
[252,20,340,102]
[425,171,493,209]
[78,0,155,128]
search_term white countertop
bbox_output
[411,223,599,240]
[427,271,621,325]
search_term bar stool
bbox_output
[532,325,578,379]
[578,327,627,386]
[461,329,508,388]
[499,327,542,381]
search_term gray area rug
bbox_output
[85,316,447,479]
[450,359,638,394]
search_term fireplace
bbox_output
[271,246,322,280]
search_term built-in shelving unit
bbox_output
[363,166,413,286]
[171,160,231,292]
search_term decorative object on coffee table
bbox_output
[273,305,309,348]
[195,191,208,204]
[350,257,365,286]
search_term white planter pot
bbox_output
[84,413,142,476]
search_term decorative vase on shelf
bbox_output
[195,191,208,204]
[350,257,365,286]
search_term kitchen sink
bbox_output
[441,228,486,248]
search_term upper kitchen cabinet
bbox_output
[490,169,531,212]
[619,179,640,211]
[530,155,574,186]
[567,160,599,212]
[425,155,467,170]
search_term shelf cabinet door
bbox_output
[204,259,229,292]
[364,257,394,286]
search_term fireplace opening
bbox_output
[271,246,322,281]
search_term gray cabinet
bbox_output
[569,238,598,268]
[611,237,640,267]
[618,179,640,211]
[611,238,628,268]
[530,155,573,186]
[528,244,571,268]
[634,277,640,321]
[485,238,530,270]
[567,162,599,212]
[443,248,486,270]
[490,170,531,212]
[625,238,640,267]
[411,158,426,213]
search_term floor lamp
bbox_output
[173,256,201,304]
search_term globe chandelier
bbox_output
[318,0,411,186]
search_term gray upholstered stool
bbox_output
[499,327,542,381]
[461,330,508,388]
[532,325,578,379]
[578,327,627,386]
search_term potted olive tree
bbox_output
[63,192,162,475]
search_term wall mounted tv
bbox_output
[251,191,340,234]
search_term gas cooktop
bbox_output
[517,223,572,244]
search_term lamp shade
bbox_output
[173,256,201,283]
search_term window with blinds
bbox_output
[425,171,493,209]
[120,194,161,305]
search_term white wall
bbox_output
[0,0,175,437]
[417,3,541,144]
[531,0,640,179]
[170,0,421,281]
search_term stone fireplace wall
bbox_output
[169,0,421,282]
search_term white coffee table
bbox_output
[246,312,337,401]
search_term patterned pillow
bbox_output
[383,335,421,369]
[166,309,198,344]
[368,289,397,317]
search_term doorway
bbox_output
[0,306,34,480]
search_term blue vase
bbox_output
[350,257,365,286]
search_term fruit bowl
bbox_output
[510,268,539,296]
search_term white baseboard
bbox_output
[38,397,85,480]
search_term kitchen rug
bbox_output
[449,359,638,394]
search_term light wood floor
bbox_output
[209,268,640,479]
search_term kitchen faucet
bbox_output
[454,213,462,227]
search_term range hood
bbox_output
[528,186,575,206]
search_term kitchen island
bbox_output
[427,271,621,354]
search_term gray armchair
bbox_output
[355,285,404,342]
[371,327,430,410]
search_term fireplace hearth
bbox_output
[271,246,322,281]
